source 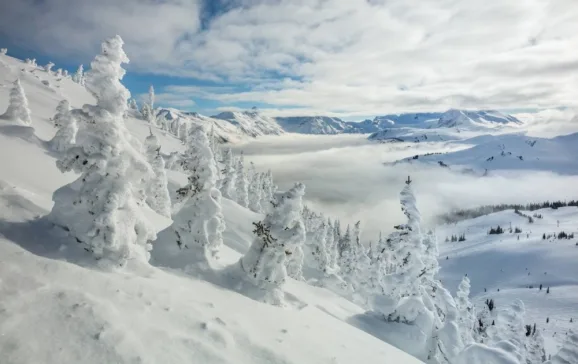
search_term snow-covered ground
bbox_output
[0,54,422,363]
[437,207,578,356]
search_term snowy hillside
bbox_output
[1,38,576,364]
[437,207,578,356]
[155,108,245,143]
[212,109,284,137]
[391,133,578,175]
[0,46,425,364]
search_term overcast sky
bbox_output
[2,0,578,118]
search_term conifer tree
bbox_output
[45,62,55,74]
[247,163,262,213]
[49,100,78,152]
[1,79,32,125]
[455,276,476,345]
[168,127,225,269]
[239,183,306,304]
[143,131,171,217]
[73,64,84,85]
[219,148,237,200]
[48,35,156,267]
[235,155,249,207]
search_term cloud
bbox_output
[515,108,578,137]
[2,0,578,115]
[231,134,578,240]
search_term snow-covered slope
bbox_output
[212,110,284,137]
[0,53,422,364]
[392,133,578,175]
[437,207,578,356]
[156,108,245,143]
[275,115,350,134]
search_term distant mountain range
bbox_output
[154,107,523,140]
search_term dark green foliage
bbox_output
[489,226,504,235]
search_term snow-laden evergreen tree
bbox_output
[167,127,225,269]
[55,68,63,78]
[148,85,155,110]
[178,121,188,143]
[52,100,70,128]
[128,98,138,110]
[73,64,84,85]
[219,148,236,200]
[325,218,339,270]
[546,330,578,364]
[303,219,331,276]
[247,163,262,213]
[45,62,54,73]
[48,35,156,267]
[455,276,476,345]
[474,300,494,344]
[384,178,428,322]
[49,100,78,152]
[1,79,31,125]
[63,69,69,78]
[140,102,152,122]
[338,225,359,289]
[208,125,222,182]
[239,183,306,304]
[235,155,249,207]
[0,48,7,55]
[526,326,547,364]
[286,241,305,281]
[143,131,171,217]
[487,300,528,364]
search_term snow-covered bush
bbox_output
[1,79,31,125]
[143,132,171,217]
[235,155,249,207]
[128,98,138,110]
[48,35,156,267]
[238,183,306,304]
[63,69,69,77]
[0,48,7,55]
[55,68,63,78]
[49,100,77,152]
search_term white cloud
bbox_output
[515,108,578,137]
[2,0,578,115]
[231,134,578,240]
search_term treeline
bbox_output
[438,200,578,224]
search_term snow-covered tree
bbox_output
[168,127,225,269]
[235,155,249,207]
[338,225,359,286]
[546,330,578,364]
[220,148,236,200]
[73,64,84,85]
[1,79,31,125]
[140,103,152,122]
[526,326,547,364]
[304,219,331,275]
[63,69,69,78]
[49,100,77,152]
[239,183,306,304]
[143,132,171,217]
[31,59,37,67]
[48,35,156,267]
[0,48,7,55]
[45,62,55,74]
[128,98,138,110]
[55,68,63,78]
[455,276,476,345]
[325,218,339,270]
[247,163,262,213]
[178,121,188,143]
[52,100,70,128]
[286,241,305,281]
[148,85,155,110]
